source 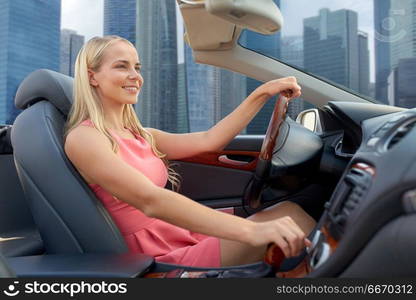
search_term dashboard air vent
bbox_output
[386,119,416,150]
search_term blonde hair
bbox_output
[64,35,180,191]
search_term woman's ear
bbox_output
[88,70,98,87]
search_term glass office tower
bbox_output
[104,0,137,45]
[0,0,61,124]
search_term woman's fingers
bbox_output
[256,76,302,100]
[279,82,301,100]
[282,228,303,257]
[274,235,291,258]
[276,217,307,257]
[281,89,293,98]
[255,216,310,259]
[285,217,307,256]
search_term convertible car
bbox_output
[0,0,415,278]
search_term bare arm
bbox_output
[65,125,307,257]
[147,77,301,160]
[65,126,254,243]
[205,77,301,151]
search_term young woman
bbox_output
[64,35,316,269]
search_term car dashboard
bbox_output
[308,106,416,277]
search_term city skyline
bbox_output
[61,0,376,82]
[1,0,415,126]
[61,1,378,83]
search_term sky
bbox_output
[61,0,103,41]
[61,0,375,80]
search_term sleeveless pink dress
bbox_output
[79,120,221,267]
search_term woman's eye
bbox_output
[116,65,126,68]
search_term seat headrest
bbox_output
[15,69,73,116]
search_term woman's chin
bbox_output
[122,96,139,105]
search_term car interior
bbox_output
[1,0,416,278]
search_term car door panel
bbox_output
[174,135,263,212]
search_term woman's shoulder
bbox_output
[66,120,95,143]
[65,120,111,151]
[64,120,113,186]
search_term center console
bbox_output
[307,162,375,271]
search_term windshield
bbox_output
[2,0,414,134]
[240,0,416,109]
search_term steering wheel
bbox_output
[244,94,290,209]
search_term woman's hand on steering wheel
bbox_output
[253,76,302,103]
[244,77,302,209]
[248,216,312,258]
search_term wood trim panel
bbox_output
[322,226,339,253]
[179,150,259,171]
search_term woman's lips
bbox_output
[122,86,139,94]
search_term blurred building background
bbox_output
[388,58,416,108]
[281,35,305,119]
[241,0,281,134]
[60,29,84,77]
[304,8,360,92]
[386,0,416,107]
[135,0,179,132]
[0,0,61,124]
[2,0,416,133]
[104,0,137,45]
[374,0,391,104]
[358,31,370,97]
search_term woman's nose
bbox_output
[128,69,140,79]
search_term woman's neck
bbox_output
[102,110,125,131]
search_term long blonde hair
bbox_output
[64,35,180,191]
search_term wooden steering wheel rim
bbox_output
[259,95,290,161]
[244,94,290,209]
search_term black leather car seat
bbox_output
[11,69,128,255]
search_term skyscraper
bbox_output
[136,0,178,132]
[388,58,416,108]
[389,1,416,70]
[177,62,189,133]
[281,35,305,119]
[304,8,359,92]
[243,0,281,134]
[374,0,391,104]
[0,0,61,124]
[104,0,136,45]
[214,69,247,128]
[60,29,85,77]
[281,36,303,69]
[358,31,370,96]
[184,44,216,132]
[184,44,246,133]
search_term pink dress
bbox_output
[79,120,221,267]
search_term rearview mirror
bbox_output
[205,0,284,35]
[296,109,322,133]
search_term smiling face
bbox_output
[88,40,143,106]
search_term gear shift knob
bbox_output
[264,243,285,269]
